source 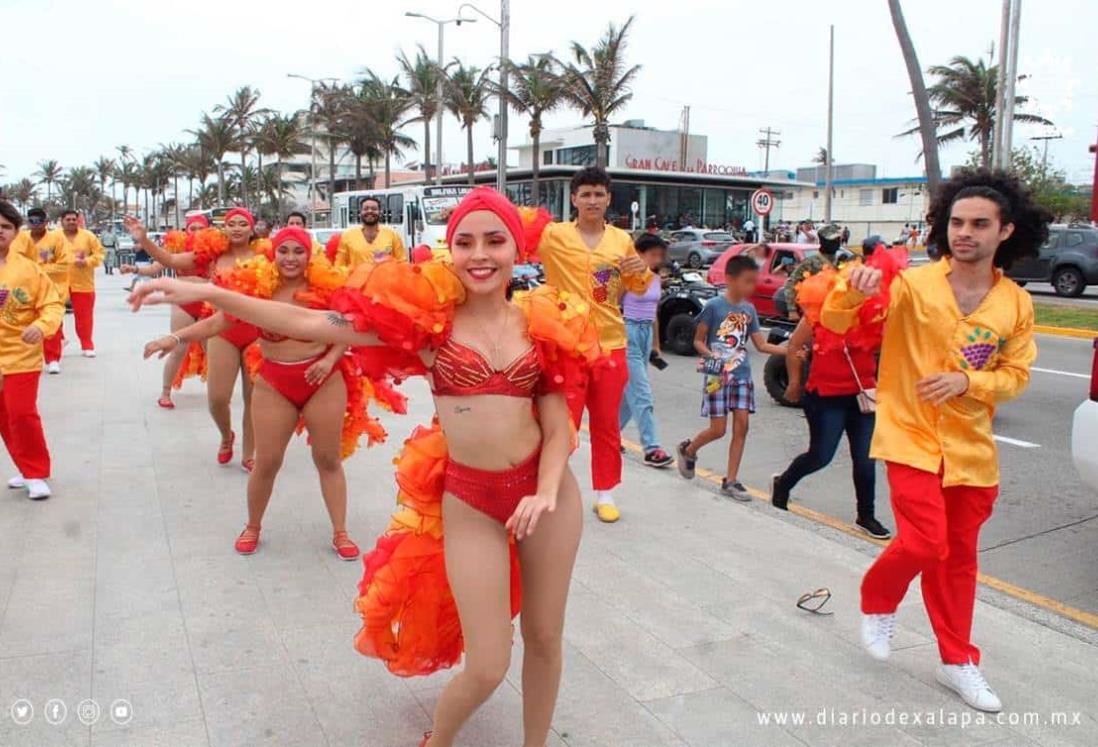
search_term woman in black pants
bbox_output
[770,315,891,540]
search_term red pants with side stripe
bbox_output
[70,290,95,351]
[0,372,51,479]
[568,348,628,491]
[861,462,998,664]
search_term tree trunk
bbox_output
[174,175,180,227]
[385,150,392,189]
[367,155,376,190]
[423,118,431,179]
[240,147,248,209]
[980,128,991,169]
[275,156,282,212]
[355,154,363,190]
[188,177,194,212]
[466,123,475,186]
[328,139,336,219]
[531,120,542,206]
[217,161,225,205]
[888,0,941,195]
[256,151,264,213]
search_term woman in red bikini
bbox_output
[142,227,385,559]
[129,188,595,747]
[121,213,212,408]
[126,208,261,470]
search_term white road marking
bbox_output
[994,435,1041,449]
[1032,366,1090,380]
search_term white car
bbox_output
[1071,338,1098,490]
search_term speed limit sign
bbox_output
[751,188,774,216]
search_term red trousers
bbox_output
[0,372,51,479]
[568,347,628,491]
[43,328,63,363]
[70,290,95,351]
[862,462,998,664]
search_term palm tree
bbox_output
[310,82,351,206]
[65,166,99,214]
[338,85,384,190]
[93,157,117,221]
[359,73,416,188]
[9,178,36,210]
[215,86,268,210]
[189,112,237,205]
[398,45,445,179]
[558,16,641,168]
[117,160,139,217]
[35,160,63,205]
[897,53,1052,169]
[498,55,566,204]
[888,0,942,194]
[259,113,309,213]
[177,145,210,210]
[444,62,494,185]
[160,143,187,226]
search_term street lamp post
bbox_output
[459,2,510,195]
[406,12,474,186]
[287,73,338,227]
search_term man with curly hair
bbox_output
[821,169,1052,713]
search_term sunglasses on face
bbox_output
[28,217,45,225]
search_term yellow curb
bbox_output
[1034,324,1097,340]
[615,433,1098,631]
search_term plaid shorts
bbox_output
[701,377,756,417]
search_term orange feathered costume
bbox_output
[342,254,600,677]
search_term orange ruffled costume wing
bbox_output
[162,230,209,389]
[352,277,600,678]
[189,228,230,278]
[795,246,909,354]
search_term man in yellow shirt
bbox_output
[58,210,103,356]
[823,170,1050,713]
[11,207,71,373]
[536,166,652,523]
[0,200,65,500]
[334,197,406,271]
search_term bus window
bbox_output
[388,194,404,225]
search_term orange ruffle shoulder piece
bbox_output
[516,206,552,263]
[330,260,465,353]
[353,421,521,677]
[796,246,909,354]
[189,228,230,277]
[163,230,188,253]
[515,285,602,403]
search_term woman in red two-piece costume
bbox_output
[142,227,394,559]
[120,213,214,409]
[129,188,598,747]
[126,208,268,471]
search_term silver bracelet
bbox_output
[168,334,183,347]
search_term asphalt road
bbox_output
[1024,282,1098,307]
[633,332,1098,617]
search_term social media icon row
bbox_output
[9,698,132,726]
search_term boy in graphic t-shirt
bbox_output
[676,255,786,499]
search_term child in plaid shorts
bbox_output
[676,255,787,499]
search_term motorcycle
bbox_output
[658,263,719,356]
[761,315,804,408]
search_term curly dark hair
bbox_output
[925,168,1052,270]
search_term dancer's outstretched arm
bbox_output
[129,278,379,348]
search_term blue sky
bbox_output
[2,0,1094,185]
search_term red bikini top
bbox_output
[430,338,540,398]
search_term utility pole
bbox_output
[992,0,1010,168]
[1030,133,1062,173]
[824,24,835,223]
[757,127,781,174]
[679,105,691,170]
[1001,0,1022,169]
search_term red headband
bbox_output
[271,227,313,258]
[185,214,210,228]
[445,187,526,258]
[223,207,256,228]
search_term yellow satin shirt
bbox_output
[0,251,65,374]
[59,228,104,293]
[11,230,73,301]
[822,258,1036,487]
[537,222,652,351]
[335,226,407,270]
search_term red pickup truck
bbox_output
[707,243,818,317]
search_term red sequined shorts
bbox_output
[444,448,540,524]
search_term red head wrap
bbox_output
[185,214,210,228]
[271,227,313,258]
[445,187,526,259]
[223,207,256,228]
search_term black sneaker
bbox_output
[856,517,892,540]
[643,448,674,469]
[675,440,696,479]
[771,473,790,511]
[721,479,752,502]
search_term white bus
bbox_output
[331,185,474,251]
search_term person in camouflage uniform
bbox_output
[779,223,845,318]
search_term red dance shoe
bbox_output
[419,732,433,747]
[157,396,175,409]
[332,531,360,561]
[241,459,255,474]
[234,525,261,555]
[217,431,236,465]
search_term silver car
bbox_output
[667,229,737,269]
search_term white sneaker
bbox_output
[46,361,61,374]
[936,662,1002,712]
[7,474,26,489]
[860,613,896,661]
[82,350,97,358]
[26,479,51,500]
